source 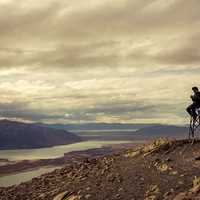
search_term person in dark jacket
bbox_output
[186,86,200,120]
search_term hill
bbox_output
[35,122,160,131]
[133,125,188,139]
[0,120,82,150]
[36,123,188,141]
[1,138,200,199]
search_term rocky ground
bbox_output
[0,147,115,176]
[1,138,200,200]
[0,142,139,176]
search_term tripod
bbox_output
[189,108,200,139]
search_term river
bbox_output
[0,139,132,187]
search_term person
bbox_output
[186,86,200,120]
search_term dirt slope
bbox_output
[1,138,200,200]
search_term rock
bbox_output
[53,191,69,200]
[143,138,170,156]
[85,194,92,199]
[156,163,171,172]
[154,158,161,163]
[178,181,184,185]
[170,188,174,192]
[195,156,200,161]
[173,177,200,200]
[163,191,170,198]
[107,173,115,182]
[38,193,45,198]
[170,171,178,175]
[191,176,200,193]
[124,150,141,158]
[165,158,172,162]
[53,191,80,200]
[149,185,159,193]
[67,196,81,200]
[144,195,157,200]
[140,177,145,181]
[173,192,188,200]
[3,138,200,200]
[145,185,160,200]
[118,187,123,192]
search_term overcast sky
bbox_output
[0,0,200,124]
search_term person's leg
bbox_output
[191,103,198,120]
[196,104,200,117]
[186,103,197,119]
[186,104,193,116]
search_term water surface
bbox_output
[0,140,131,161]
[0,140,132,187]
[0,166,61,187]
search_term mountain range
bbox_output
[0,120,82,150]
[0,120,189,150]
[35,122,160,131]
[132,124,188,139]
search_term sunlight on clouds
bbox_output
[0,66,199,124]
[64,79,98,90]
[142,0,181,12]
[0,0,12,4]
[0,0,199,124]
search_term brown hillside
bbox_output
[1,138,200,200]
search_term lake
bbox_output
[0,140,131,161]
[0,166,62,187]
[0,139,134,187]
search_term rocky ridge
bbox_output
[1,138,200,200]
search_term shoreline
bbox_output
[0,141,143,178]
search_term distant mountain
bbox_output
[133,125,188,139]
[35,122,160,131]
[34,123,188,141]
[0,120,82,150]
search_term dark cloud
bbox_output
[0,101,29,111]
[1,110,62,121]
[0,40,120,68]
[0,0,199,124]
[125,31,200,66]
[0,101,63,121]
[0,0,199,69]
[154,33,200,65]
[63,100,183,122]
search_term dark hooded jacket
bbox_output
[192,91,200,106]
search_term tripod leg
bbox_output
[196,116,200,138]
[189,117,193,139]
[192,118,195,138]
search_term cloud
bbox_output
[0,0,200,69]
[154,33,200,65]
[0,0,199,124]
[0,99,64,121]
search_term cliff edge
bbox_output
[1,138,200,200]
